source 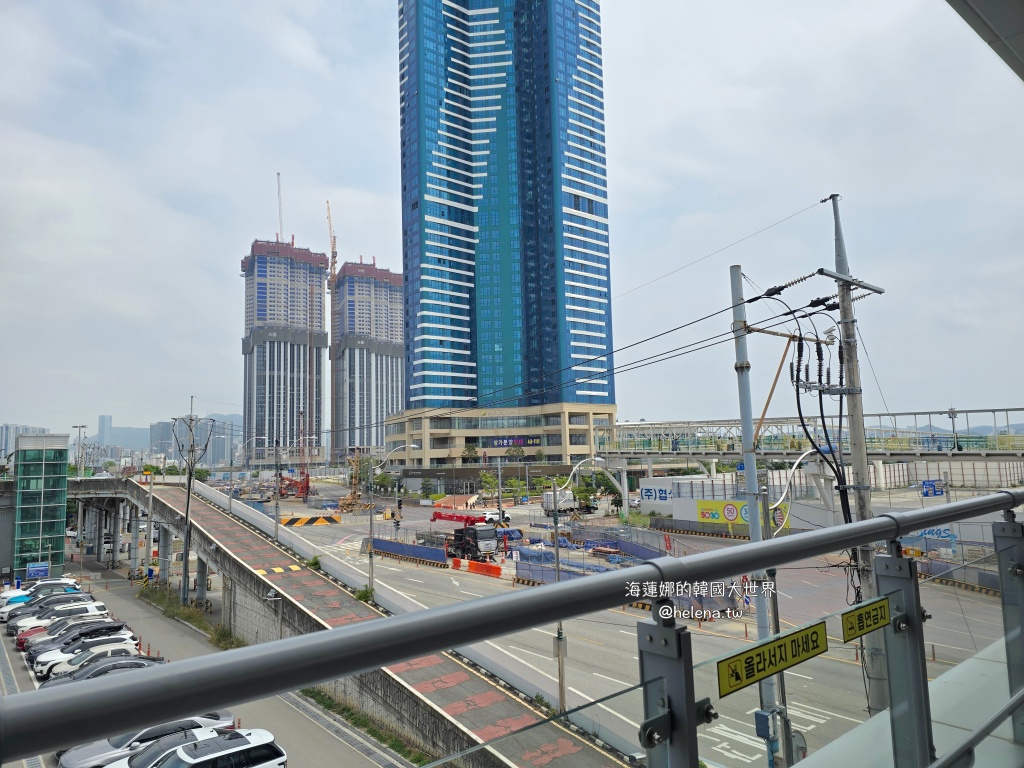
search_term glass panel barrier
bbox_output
[419,678,656,768]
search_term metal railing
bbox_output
[6,486,1024,764]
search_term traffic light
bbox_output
[397,498,403,511]
[394,518,401,530]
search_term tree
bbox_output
[574,485,594,512]
[505,445,525,463]
[420,479,435,498]
[506,478,527,503]
[103,460,117,470]
[479,470,497,500]
[195,468,211,482]
[142,464,162,476]
[531,477,548,494]
[461,445,479,464]
[374,472,394,493]
[534,448,545,463]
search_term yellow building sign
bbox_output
[696,500,790,530]
[841,597,891,643]
[717,621,828,698]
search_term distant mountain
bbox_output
[898,423,1024,436]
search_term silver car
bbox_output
[57,711,235,768]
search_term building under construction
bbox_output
[330,259,404,459]
[241,238,328,468]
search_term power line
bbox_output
[613,200,826,300]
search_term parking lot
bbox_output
[0,554,410,768]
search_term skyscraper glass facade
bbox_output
[399,0,614,411]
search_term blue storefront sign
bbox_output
[26,562,50,579]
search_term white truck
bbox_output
[542,489,576,517]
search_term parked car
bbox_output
[18,616,113,650]
[38,656,166,689]
[32,631,139,678]
[57,711,236,768]
[482,509,511,523]
[101,728,230,768]
[629,497,642,509]
[9,602,108,636]
[46,640,140,679]
[0,581,77,606]
[147,729,285,768]
[0,580,81,607]
[25,620,128,663]
[3,591,91,625]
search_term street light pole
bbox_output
[367,443,418,596]
[551,456,604,713]
[73,425,87,540]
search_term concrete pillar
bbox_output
[710,459,718,479]
[111,503,123,569]
[646,458,654,478]
[93,510,105,568]
[872,460,885,490]
[129,504,139,576]
[158,526,172,586]
[76,500,84,543]
[196,558,208,602]
[223,577,233,633]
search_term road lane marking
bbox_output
[509,645,554,662]
[567,687,639,728]
[786,671,813,680]
[406,578,424,583]
[460,590,483,597]
[593,673,630,686]
[532,628,556,636]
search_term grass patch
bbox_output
[354,585,374,603]
[300,687,432,765]
[211,624,247,649]
[136,585,213,634]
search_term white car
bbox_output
[103,728,230,768]
[0,578,79,606]
[148,728,285,768]
[629,497,642,509]
[10,602,108,634]
[47,641,140,678]
[33,631,139,679]
[482,509,511,523]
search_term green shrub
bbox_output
[211,624,247,650]
[355,585,374,603]
[307,555,321,570]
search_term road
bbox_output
[0,559,406,768]
[292,510,1004,768]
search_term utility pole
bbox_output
[73,424,86,537]
[730,266,779,753]
[496,457,502,516]
[828,194,889,714]
[549,476,568,713]
[174,397,213,607]
[274,441,281,544]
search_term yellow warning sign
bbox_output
[717,622,828,698]
[841,596,891,643]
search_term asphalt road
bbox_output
[0,562,406,768]
[292,515,1004,768]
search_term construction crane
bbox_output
[326,200,338,287]
[430,511,487,525]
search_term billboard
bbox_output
[695,500,790,530]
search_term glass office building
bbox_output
[13,434,68,580]
[399,0,614,410]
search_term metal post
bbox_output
[368,456,375,595]
[993,511,1024,745]
[550,475,567,713]
[637,601,706,767]
[497,457,502,516]
[730,265,778,718]
[274,441,281,544]
[830,194,888,713]
[876,552,935,767]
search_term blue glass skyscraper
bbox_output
[399,0,614,411]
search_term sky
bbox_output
[2,1,1023,438]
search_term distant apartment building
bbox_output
[0,424,50,460]
[97,415,112,446]
[149,421,173,459]
[241,239,328,467]
[330,260,404,457]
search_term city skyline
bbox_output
[2,2,1023,433]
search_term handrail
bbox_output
[928,686,1024,768]
[4,487,1023,761]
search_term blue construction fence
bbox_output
[371,538,447,565]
